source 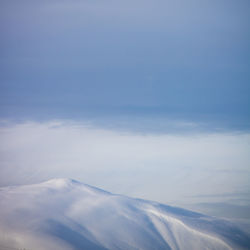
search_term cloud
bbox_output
[1,0,249,128]
[0,120,249,210]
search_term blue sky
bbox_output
[0,0,250,218]
[1,0,250,131]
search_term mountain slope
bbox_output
[0,178,249,250]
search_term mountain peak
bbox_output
[0,179,249,250]
[44,178,80,188]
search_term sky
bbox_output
[0,0,250,218]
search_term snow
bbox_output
[0,178,249,250]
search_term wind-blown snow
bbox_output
[0,179,249,250]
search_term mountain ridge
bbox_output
[0,178,250,250]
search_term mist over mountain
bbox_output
[0,179,250,250]
[0,0,250,249]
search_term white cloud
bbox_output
[0,120,249,207]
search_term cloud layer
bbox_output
[1,0,249,128]
[0,120,249,211]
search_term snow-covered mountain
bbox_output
[0,179,249,250]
